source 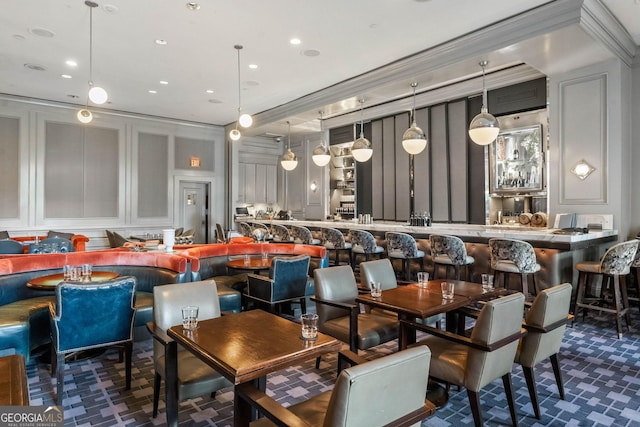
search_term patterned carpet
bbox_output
[25,309,640,427]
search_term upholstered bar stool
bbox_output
[271,223,292,242]
[429,234,474,281]
[322,228,352,266]
[489,238,540,299]
[573,239,639,339]
[290,225,321,245]
[349,229,384,269]
[238,222,253,238]
[385,232,425,281]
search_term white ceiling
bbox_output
[0,0,638,137]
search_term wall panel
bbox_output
[138,133,168,218]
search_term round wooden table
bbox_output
[26,271,120,290]
[227,257,272,275]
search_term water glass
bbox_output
[481,274,494,290]
[261,251,268,261]
[370,281,382,298]
[181,306,199,331]
[301,313,319,340]
[81,263,92,280]
[69,266,82,281]
[244,254,250,265]
[441,282,455,300]
[417,271,429,288]
[63,264,73,281]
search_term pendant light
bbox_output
[229,45,252,141]
[402,82,427,155]
[468,60,500,145]
[312,111,331,167]
[77,106,93,124]
[281,121,298,171]
[351,98,372,162]
[84,1,108,105]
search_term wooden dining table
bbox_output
[26,270,120,290]
[227,257,273,274]
[167,309,341,427]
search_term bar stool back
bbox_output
[271,223,292,242]
[489,238,540,299]
[573,239,639,339]
[322,228,352,266]
[429,234,474,281]
[349,229,384,269]
[385,232,425,281]
[238,222,253,238]
[290,225,321,245]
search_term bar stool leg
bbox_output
[620,275,633,330]
[520,272,529,299]
[612,275,624,339]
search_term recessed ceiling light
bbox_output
[290,38,301,45]
[248,64,258,69]
[24,63,46,71]
[61,74,72,79]
[29,28,55,38]
[159,80,169,85]
[205,89,214,94]
[208,99,222,104]
[148,90,157,94]
[155,39,167,45]
[302,49,321,57]
[65,60,78,67]
[186,2,200,10]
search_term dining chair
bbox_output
[489,238,540,298]
[349,229,384,269]
[405,292,526,427]
[322,228,352,266]
[49,276,137,405]
[385,232,425,281]
[149,280,232,419]
[244,255,311,314]
[240,346,436,427]
[312,265,398,354]
[516,283,572,419]
[290,224,321,245]
[0,239,24,254]
[573,239,639,339]
[429,234,475,281]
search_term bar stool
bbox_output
[385,232,424,281]
[290,225,321,245]
[238,222,253,238]
[429,234,474,281]
[322,228,352,266]
[573,239,639,339]
[489,238,540,299]
[271,223,292,242]
[349,229,385,269]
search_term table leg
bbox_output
[165,342,179,427]
[399,314,416,351]
[234,376,267,427]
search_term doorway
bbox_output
[178,181,209,244]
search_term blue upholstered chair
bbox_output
[29,236,75,253]
[349,229,384,269]
[245,255,311,314]
[0,239,23,254]
[290,225,321,245]
[385,232,425,281]
[49,276,137,405]
[429,234,475,281]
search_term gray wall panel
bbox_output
[430,105,449,221]
[371,120,383,219]
[413,108,430,214]
[139,133,168,218]
[395,113,410,221]
[0,117,19,219]
[448,100,468,222]
[382,117,395,220]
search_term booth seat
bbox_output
[0,251,189,364]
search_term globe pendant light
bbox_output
[77,107,93,124]
[85,1,108,105]
[351,98,372,162]
[468,60,500,145]
[229,45,252,141]
[281,121,298,171]
[312,111,331,167]
[402,82,427,155]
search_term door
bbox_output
[178,181,209,244]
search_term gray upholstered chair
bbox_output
[49,276,137,405]
[245,255,311,314]
[407,292,526,427]
[238,222,253,238]
[573,239,639,339]
[242,346,435,427]
[150,280,232,419]
[0,239,24,254]
[430,234,474,281]
[489,238,540,298]
[322,228,352,266]
[290,224,321,245]
[385,231,425,280]
[271,223,292,242]
[313,265,398,354]
[516,283,572,419]
[349,229,384,268]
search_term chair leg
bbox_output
[612,275,625,339]
[315,356,321,369]
[620,275,633,330]
[502,372,519,426]
[573,271,587,318]
[454,265,461,280]
[550,353,565,400]
[152,372,161,417]
[56,352,65,406]
[520,272,529,298]
[466,389,484,427]
[522,366,541,419]
[124,341,133,390]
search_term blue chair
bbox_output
[49,276,137,405]
[0,239,23,254]
[245,255,311,314]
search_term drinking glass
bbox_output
[244,254,250,265]
[370,281,382,298]
[417,271,429,288]
[441,282,455,300]
[300,313,319,340]
[63,264,73,281]
[181,306,199,331]
[481,274,494,290]
[81,263,93,281]
[69,266,82,281]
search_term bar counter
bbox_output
[247,219,618,291]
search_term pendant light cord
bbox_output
[481,60,488,111]
[410,82,418,124]
[287,121,291,150]
[319,111,326,149]
[359,99,365,137]
[236,45,242,120]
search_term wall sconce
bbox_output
[309,181,318,192]
[570,159,595,180]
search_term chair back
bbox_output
[518,283,571,368]
[325,346,431,427]
[360,258,397,291]
[386,232,419,258]
[51,276,136,352]
[112,231,131,247]
[268,255,310,301]
[323,228,347,249]
[174,227,184,237]
[215,223,226,243]
[290,225,315,245]
[429,234,467,265]
[239,222,253,237]
[271,224,291,242]
[313,265,358,325]
[29,237,74,253]
[599,239,639,275]
[349,229,378,253]
[0,239,23,254]
[466,292,525,391]
[488,238,538,273]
